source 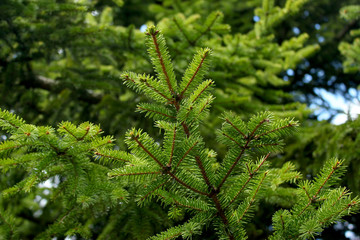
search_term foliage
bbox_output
[1,0,360,239]
[1,26,359,240]
[339,5,360,73]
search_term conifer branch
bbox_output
[195,156,211,187]
[250,143,280,148]
[157,193,204,212]
[298,160,341,216]
[94,152,130,163]
[280,214,285,230]
[225,118,247,138]
[140,179,169,202]
[210,194,234,240]
[78,126,90,141]
[196,97,212,117]
[227,153,270,207]
[190,80,213,103]
[254,122,294,140]
[131,134,207,196]
[111,171,161,177]
[141,77,173,102]
[173,17,193,45]
[123,74,136,83]
[59,205,77,224]
[319,200,359,224]
[249,118,269,138]
[302,186,312,201]
[61,125,78,140]
[124,74,172,102]
[137,106,176,119]
[217,139,250,190]
[180,52,209,98]
[131,134,165,169]
[167,171,208,196]
[168,126,177,166]
[235,171,268,224]
[181,122,191,137]
[175,141,199,169]
[192,12,220,44]
[0,117,19,129]
[332,189,349,206]
[0,210,14,239]
[148,30,175,94]
[315,160,341,197]
[221,132,243,147]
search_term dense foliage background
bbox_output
[0,0,359,239]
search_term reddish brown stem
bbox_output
[137,106,175,119]
[132,135,207,196]
[168,126,177,165]
[195,156,211,187]
[225,118,247,138]
[254,123,294,140]
[227,153,270,207]
[150,32,175,94]
[180,52,209,98]
[175,140,199,169]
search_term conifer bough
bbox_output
[118,26,360,239]
[0,26,359,239]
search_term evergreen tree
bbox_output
[1,0,360,239]
[1,26,359,240]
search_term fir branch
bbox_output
[192,96,213,121]
[192,11,221,44]
[156,192,204,212]
[227,153,270,207]
[250,143,280,148]
[254,122,295,140]
[195,156,211,187]
[181,122,191,137]
[180,51,210,98]
[0,117,19,129]
[140,77,172,102]
[298,160,342,216]
[221,131,243,148]
[173,16,193,46]
[78,126,90,141]
[190,80,214,104]
[175,140,199,169]
[234,171,268,224]
[123,73,172,102]
[59,205,77,224]
[110,171,161,177]
[224,118,247,139]
[319,199,359,224]
[168,126,177,166]
[0,210,14,240]
[167,171,208,196]
[130,133,165,169]
[249,118,270,138]
[137,106,176,119]
[217,139,250,190]
[315,160,341,196]
[94,151,130,163]
[210,193,234,240]
[147,28,175,95]
[140,179,169,202]
[61,125,79,140]
[130,133,207,196]
[302,186,312,201]
[332,189,349,206]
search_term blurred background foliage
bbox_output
[0,0,359,239]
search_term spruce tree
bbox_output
[1,26,358,240]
